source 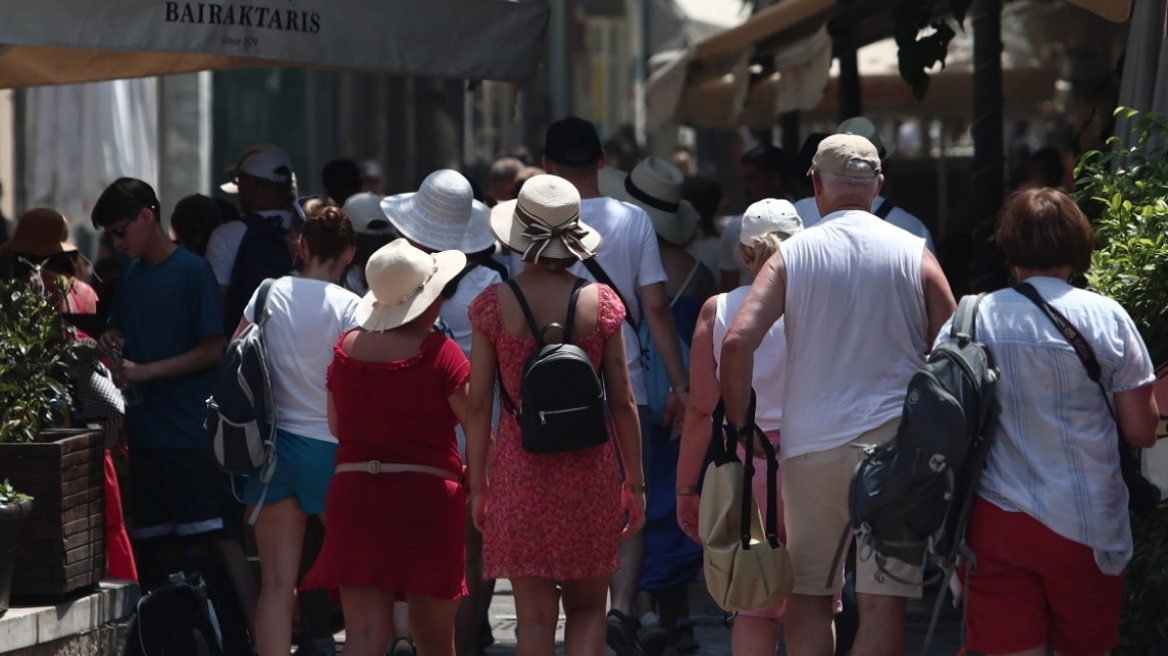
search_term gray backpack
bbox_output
[205,279,277,524]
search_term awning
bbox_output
[0,0,550,89]
[650,0,1131,130]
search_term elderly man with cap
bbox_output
[719,135,956,656]
[206,143,298,334]
[794,118,934,252]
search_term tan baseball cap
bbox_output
[810,134,881,179]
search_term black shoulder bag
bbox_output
[1013,282,1161,514]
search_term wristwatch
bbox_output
[624,482,646,494]
[668,385,689,394]
[676,485,698,496]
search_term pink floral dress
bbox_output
[468,282,626,580]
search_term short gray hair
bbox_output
[814,169,880,195]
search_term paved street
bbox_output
[478,578,964,656]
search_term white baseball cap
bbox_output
[221,143,294,193]
[343,192,395,236]
[740,198,803,247]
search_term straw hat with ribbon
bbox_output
[354,238,467,332]
[489,174,602,264]
[2,208,77,257]
[599,157,700,246]
[381,169,496,254]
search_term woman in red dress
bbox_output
[302,238,474,656]
[465,174,646,656]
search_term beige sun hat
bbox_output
[598,157,700,246]
[354,238,467,332]
[489,174,602,263]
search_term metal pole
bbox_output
[549,0,569,119]
[780,111,800,158]
[838,38,862,122]
[13,88,26,216]
[971,0,1004,223]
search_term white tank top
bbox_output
[779,209,928,459]
[713,287,786,433]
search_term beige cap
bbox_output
[810,134,881,179]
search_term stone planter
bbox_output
[0,429,105,600]
[0,496,33,616]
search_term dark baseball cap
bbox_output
[544,117,603,166]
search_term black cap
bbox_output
[796,133,831,177]
[544,117,603,166]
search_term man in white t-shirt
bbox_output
[720,135,956,656]
[717,145,789,291]
[205,141,299,329]
[793,117,935,252]
[515,116,687,656]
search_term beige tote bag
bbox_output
[699,397,794,612]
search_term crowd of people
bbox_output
[0,110,1157,656]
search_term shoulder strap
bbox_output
[254,279,276,328]
[950,293,986,343]
[504,279,545,348]
[563,278,586,343]
[874,198,895,220]
[582,258,637,330]
[670,262,703,310]
[1012,282,1114,419]
[442,262,481,300]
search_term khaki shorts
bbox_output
[782,419,922,599]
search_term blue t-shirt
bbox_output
[109,246,222,449]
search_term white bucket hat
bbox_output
[354,238,467,332]
[598,157,700,246]
[343,192,395,236]
[740,199,803,246]
[380,169,496,254]
[489,174,602,263]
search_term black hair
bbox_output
[740,145,788,176]
[681,176,723,237]
[91,178,160,229]
[321,158,363,204]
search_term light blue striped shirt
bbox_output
[936,277,1154,574]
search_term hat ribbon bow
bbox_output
[516,204,592,262]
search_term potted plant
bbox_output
[0,275,106,598]
[0,479,33,616]
[1076,107,1168,652]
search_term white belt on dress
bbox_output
[334,460,459,483]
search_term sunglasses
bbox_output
[106,203,160,239]
[293,194,322,223]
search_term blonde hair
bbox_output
[739,231,789,267]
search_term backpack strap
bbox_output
[253,278,276,328]
[563,278,586,343]
[505,279,546,348]
[582,258,638,330]
[442,262,481,300]
[874,198,895,220]
[950,293,986,343]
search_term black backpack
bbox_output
[125,572,225,656]
[827,294,999,648]
[205,279,277,524]
[498,278,609,454]
[223,214,294,335]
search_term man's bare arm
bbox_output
[921,247,957,346]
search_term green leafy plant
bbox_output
[0,276,97,444]
[1075,106,1168,652]
[0,479,32,505]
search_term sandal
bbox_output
[387,636,415,656]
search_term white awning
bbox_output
[0,0,550,89]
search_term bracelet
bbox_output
[676,485,698,496]
[669,385,689,394]
[624,482,646,493]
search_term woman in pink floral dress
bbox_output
[465,175,645,656]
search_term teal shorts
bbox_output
[239,429,337,516]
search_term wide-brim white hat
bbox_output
[598,159,700,246]
[489,174,602,262]
[380,169,496,254]
[354,238,467,332]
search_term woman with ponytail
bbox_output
[230,204,361,656]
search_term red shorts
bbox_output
[963,497,1124,655]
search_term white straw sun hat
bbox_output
[380,169,495,254]
[598,156,700,246]
[354,238,467,332]
[489,174,602,263]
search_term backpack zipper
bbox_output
[539,407,589,424]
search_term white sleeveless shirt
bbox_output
[779,209,928,459]
[713,287,786,433]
